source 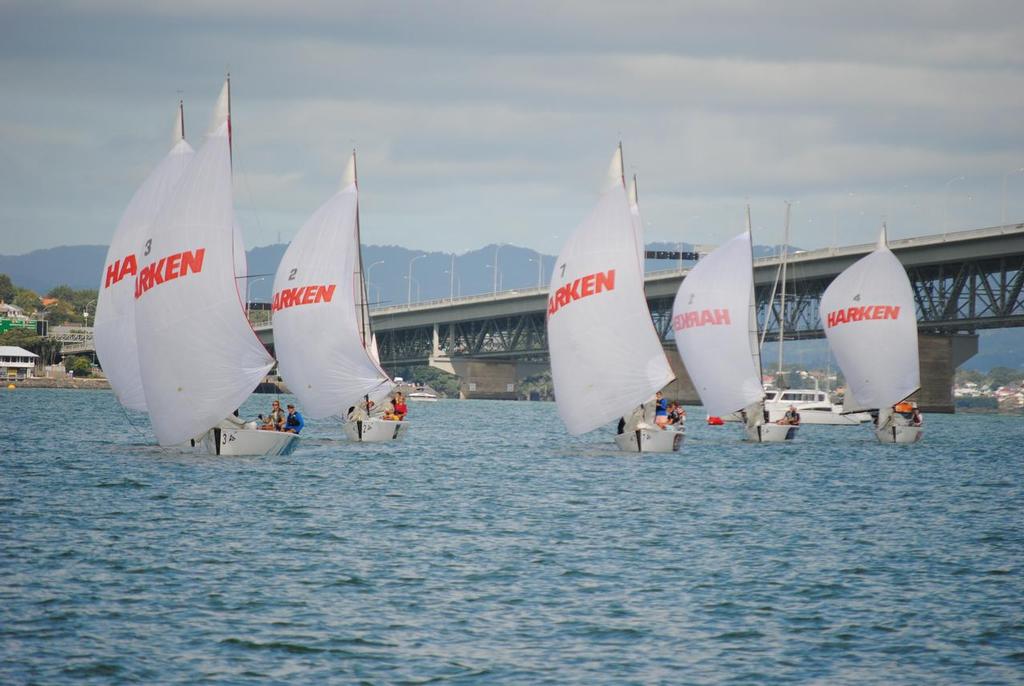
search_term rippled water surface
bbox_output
[3,389,1023,684]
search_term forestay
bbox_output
[134,117,274,446]
[547,148,674,435]
[671,231,764,416]
[95,109,193,412]
[272,157,392,419]
[820,227,919,412]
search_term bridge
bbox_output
[254,223,1024,410]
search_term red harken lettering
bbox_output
[826,304,901,328]
[547,269,616,317]
[272,284,337,312]
[672,308,731,331]
[104,254,139,289]
[133,248,206,299]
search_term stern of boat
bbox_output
[343,418,407,442]
[613,425,683,453]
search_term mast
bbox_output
[746,204,765,383]
[352,150,373,349]
[777,201,791,386]
[617,141,625,186]
[226,73,232,168]
[179,99,185,140]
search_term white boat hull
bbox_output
[197,427,299,456]
[614,426,683,453]
[406,393,438,402]
[745,423,798,442]
[343,418,407,442]
[875,425,923,444]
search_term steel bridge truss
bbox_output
[376,254,1024,365]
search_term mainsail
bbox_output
[671,231,765,416]
[134,81,275,445]
[272,152,392,419]
[95,102,194,412]
[547,146,674,435]
[820,226,919,412]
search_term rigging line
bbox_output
[118,402,149,439]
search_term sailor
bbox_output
[260,400,285,431]
[654,391,668,428]
[393,392,408,420]
[779,405,800,425]
[283,404,304,434]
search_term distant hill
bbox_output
[0,240,769,302]
[0,245,109,295]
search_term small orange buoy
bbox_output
[706,416,724,425]
[6,383,15,390]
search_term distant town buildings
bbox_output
[955,379,1024,412]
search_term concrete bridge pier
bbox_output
[661,348,701,405]
[429,354,547,400]
[912,333,978,413]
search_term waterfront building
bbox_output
[0,346,39,380]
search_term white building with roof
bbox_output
[0,346,39,379]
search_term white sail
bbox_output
[134,116,274,446]
[547,147,674,435]
[271,160,391,419]
[821,227,919,412]
[628,175,645,275]
[671,231,765,416]
[369,333,381,366]
[95,112,194,412]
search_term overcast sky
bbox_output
[2,0,1023,256]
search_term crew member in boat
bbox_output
[654,391,669,428]
[911,408,923,427]
[259,400,285,431]
[778,405,801,425]
[283,403,304,434]
[667,402,685,426]
[393,392,408,420]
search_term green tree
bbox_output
[47,284,76,302]
[64,355,92,378]
[387,365,460,398]
[13,288,40,314]
[0,273,15,303]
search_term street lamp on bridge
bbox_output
[82,300,95,328]
[366,260,384,306]
[407,254,425,304]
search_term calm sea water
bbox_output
[2,389,1023,684]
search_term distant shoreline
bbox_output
[9,377,111,390]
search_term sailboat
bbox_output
[820,224,923,443]
[95,101,194,412]
[671,208,797,442]
[272,151,406,442]
[133,78,298,456]
[547,145,680,452]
